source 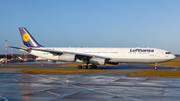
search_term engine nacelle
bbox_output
[89,58,106,65]
[58,54,76,62]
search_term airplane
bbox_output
[0,58,4,64]
[0,58,7,64]
[8,28,175,70]
[18,57,25,62]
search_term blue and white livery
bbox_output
[9,28,175,69]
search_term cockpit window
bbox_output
[165,52,172,54]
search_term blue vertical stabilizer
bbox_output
[19,28,43,47]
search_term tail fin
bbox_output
[19,28,43,47]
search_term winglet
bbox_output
[20,43,29,49]
[19,28,43,47]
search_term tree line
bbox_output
[0,54,36,59]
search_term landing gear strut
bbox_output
[154,63,158,70]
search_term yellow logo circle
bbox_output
[23,33,30,42]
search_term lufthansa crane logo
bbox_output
[23,33,30,42]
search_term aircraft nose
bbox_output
[171,54,176,59]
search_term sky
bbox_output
[0,0,180,54]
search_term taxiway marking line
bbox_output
[47,91,60,97]
[59,82,141,101]
[29,74,142,101]
[3,97,9,101]
[4,75,8,77]
[70,84,142,101]
[172,67,178,71]
[13,79,18,82]
[0,93,9,101]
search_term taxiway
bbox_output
[0,63,179,101]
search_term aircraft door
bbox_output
[155,51,160,57]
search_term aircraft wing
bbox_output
[31,48,109,59]
[8,46,30,51]
[8,46,109,60]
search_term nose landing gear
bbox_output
[154,63,158,70]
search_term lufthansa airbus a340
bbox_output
[9,28,175,70]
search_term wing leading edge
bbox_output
[27,47,109,60]
[8,46,109,60]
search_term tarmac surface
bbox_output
[0,62,180,101]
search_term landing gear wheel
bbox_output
[154,66,158,70]
[78,65,82,69]
[83,65,87,69]
[93,65,97,69]
[88,65,92,69]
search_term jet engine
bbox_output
[89,58,106,65]
[58,54,76,62]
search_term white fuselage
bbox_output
[25,47,175,64]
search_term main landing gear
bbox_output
[77,65,97,69]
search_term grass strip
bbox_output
[0,65,41,67]
[55,64,118,67]
[128,70,180,77]
[20,69,105,74]
[147,60,180,67]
